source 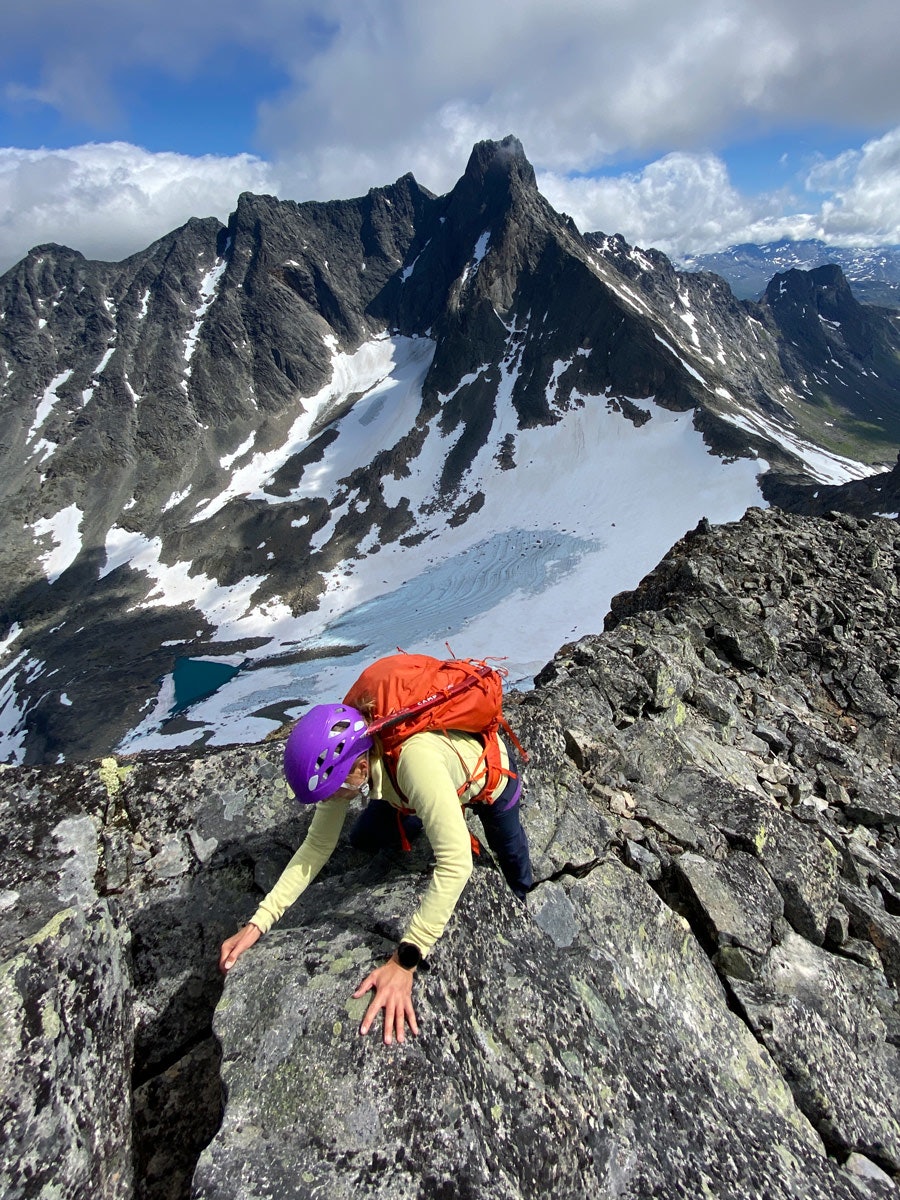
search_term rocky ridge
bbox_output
[2,507,900,1198]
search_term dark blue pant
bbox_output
[472,783,533,899]
[349,754,533,900]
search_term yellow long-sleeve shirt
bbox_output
[249,730,510,954]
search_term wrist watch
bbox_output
[397,941,423,970]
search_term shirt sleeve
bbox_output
[394,738,473,956]
[249,793,351,933]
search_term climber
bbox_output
[218,703,533,1045]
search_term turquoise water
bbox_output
[172,657,240,714]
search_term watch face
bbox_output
[397,942,421,969]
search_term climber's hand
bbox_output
[354,954,419,1045]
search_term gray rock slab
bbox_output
[731,931,900,1171]
[714,799,841,945]
[194,862,862,1200]
[0,901,133,1200]
[0,767,134,1199]
[673,849,784,963]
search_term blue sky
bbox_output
[1,0,899,272]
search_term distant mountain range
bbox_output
[679,239,900,308]
[1,136,899,766]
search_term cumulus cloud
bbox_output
[538,154,821,257]
[809,128,900,246]
[5,0,900,177]
[537,155,757,255]
[535,127,900,257]
[251,0,900,182]
[0,144,276,272]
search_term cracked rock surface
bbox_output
[2,507,900,1198]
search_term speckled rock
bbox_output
[194,864,860,1200]
[0,772,133,1200]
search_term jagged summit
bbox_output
[25,242,86,261]
[462,134,536,188]
[450,134,545,227]
[766,263,857,315]
[764,263,869,361]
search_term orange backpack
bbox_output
[343,652,527,803]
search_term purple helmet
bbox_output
[284,703,373,803]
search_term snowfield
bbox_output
[117,332,771,755]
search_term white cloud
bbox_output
[808,128,900,246]
[5,0,900,175]
[0,144,276,272]
[250,0,900,180]
[539,128,900,256]
[537,155,756,254]
[538,155,821,256]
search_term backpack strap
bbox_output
[382,728,518,815]
[499,716,527,763]
[448,732,516,804]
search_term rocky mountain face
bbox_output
[2,136,899,769]
[767,452,900,519]
[3,507,900,1199]
[680,239,900,309]
[586,233,900,466]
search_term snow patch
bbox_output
[0,649,35,763]
[81,346,116,407]
[192,335,435,521]
[473,230,490,265]
[31,505,84,583]
[677,290,701,348]
[184,258,227,366]
[459,231,492,289]
[0,623,23,658]
[720,408,877,485]
[161,486,193,513]
[220,433,256,469]
[27,369,74,443]
[401,239,431,283]
[653,333,709,388]
[100,526,287,642]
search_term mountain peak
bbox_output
[462,135,536,191]
[764,262,854,311]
